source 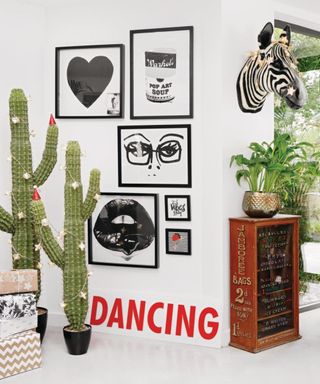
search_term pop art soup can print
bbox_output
[145,49,176,103]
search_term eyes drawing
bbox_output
[123,133,183,166]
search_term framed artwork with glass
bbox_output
[130,26,194,119]
[55,44,124,118]
[117,124,191,188]
[88,192,158,268]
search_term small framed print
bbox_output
[166,228,191,255]
[88,192,158,268]
[118,124,192,188]
[165,195,191,221]
[55,44,124,118]
[130,26,193,119]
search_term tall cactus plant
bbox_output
[0,89,58,300]
[32,141,100,330]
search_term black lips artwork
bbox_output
[67,55,114,108]
[93,199,155,261]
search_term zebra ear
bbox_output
[280,25,291,46]
[258,22,274,49]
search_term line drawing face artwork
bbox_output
[88,193,159,268]
[118,125,191,188]
[124,132,183,169]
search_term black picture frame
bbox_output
[55,44,124,118]
[118,124,192,188]
[130,26,194,119]
[88,192,159,268]
[165,228,192,255]
[165,195,191,221]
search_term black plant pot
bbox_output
[63,324,92,355]
[36,307,48,343]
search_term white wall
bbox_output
[1,0,320,347]
[40,0,225,344]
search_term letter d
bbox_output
[90,296,108,325]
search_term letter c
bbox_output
[147,302,164,334]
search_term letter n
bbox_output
[126,300,146,331]
[176,305,196,337]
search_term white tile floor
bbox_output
[5,309,320,384]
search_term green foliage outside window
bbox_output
[274,28,320,287]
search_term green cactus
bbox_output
[0,89,58,301]
[32,141,100,331]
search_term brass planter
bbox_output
[242,191,280,218]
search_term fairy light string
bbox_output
[4,135,99,309]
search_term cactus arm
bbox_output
[82,169,101,221]
[33,123,58,187]
[31,200,64,269]
[0,206,15,233]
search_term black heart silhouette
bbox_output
[67,56,114,108]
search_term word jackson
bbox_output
[90,296,219,341]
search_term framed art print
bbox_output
[130,26,193,119]
[118,124,192,188]
[55,44,124,118]
[166,228,191,255]
[88,192,158,268]
[165,195,191,221]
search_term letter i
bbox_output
[165,303,174,335]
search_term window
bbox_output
[274,20,320,311]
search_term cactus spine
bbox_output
[0,89,58,300]
[32,141,100,330]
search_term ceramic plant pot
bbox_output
[36,307,48,343]
[63,324,92,355]
[242,191,280,218]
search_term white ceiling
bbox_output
[20,0,320,14]
[21,0,105,7]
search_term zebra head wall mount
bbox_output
[236,22,307,113]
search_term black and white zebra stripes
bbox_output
[237,22,307,113]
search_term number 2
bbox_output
[235,288,244,304]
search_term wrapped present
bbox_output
[0,293,36,320]
[0,314,37,339]
[0,330,41,379]
[0,269,38,295]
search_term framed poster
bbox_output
[55,44,124,118]
[165,228,191,255]
[130,26,193,119]
[165,195,191,221]
[88,192,158,268]
[118,124,192,188]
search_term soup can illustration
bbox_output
[145,49,176,103]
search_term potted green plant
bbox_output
[0,89,59,342]
[31,141,100,355]
[230,133,312,217]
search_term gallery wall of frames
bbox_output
[55,26,194,270]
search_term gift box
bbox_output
[0,314,37,339]
[0,293,36,320]
[0,269,38,295]
[0,330,41,379]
